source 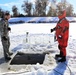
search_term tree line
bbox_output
[0,0,76,17]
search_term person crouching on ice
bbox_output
[51,10,69,62]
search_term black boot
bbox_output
[55,54,62,60]
[58,56,66,62]
[55,50,63,58]
[5,53,11,61]
[55,54,62,58]
[5,56,11,61]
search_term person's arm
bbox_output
[62,26,69,33]
[3,21,8,36]
[2,21,8,40]
[58,22,69,39]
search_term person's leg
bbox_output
[7,37,13,55]
[8,37,10,50]
[58,46,66,62]
[55,45,63,57]
[1,37,11,60]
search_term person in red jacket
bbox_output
[51,10,69,62]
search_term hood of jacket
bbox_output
[58,10,66,19]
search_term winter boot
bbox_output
[5,53,11,61]
[55,54,62,60]
[5,56,11,61]
[55,51,63,58]
[55,54,62,58]
[58,56,66,62]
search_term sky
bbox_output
[0,0,76,15]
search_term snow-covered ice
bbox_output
[0,17,76,75]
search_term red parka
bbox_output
[56,10,69,47]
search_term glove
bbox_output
[58,35,62,39]
[8,27,11,31]
[2,36,8,40]
[51,29,54,33]
[51,27,56,33]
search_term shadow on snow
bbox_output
[12,44,23,52]
[48,61,68,75]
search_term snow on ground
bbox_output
[0,22,76,75]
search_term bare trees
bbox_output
[0,8,5,18]
[12,5,19,17]
[0,0,73,17]
[22,1,32,16]
[11,0,74,17]
[35,0,49,16]
[21,0,48,17]
[47,0,57,17]
[57,0,73,16]
[0,8,3,18]
[47,0,74,16]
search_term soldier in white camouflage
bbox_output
[0,11,13,61]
